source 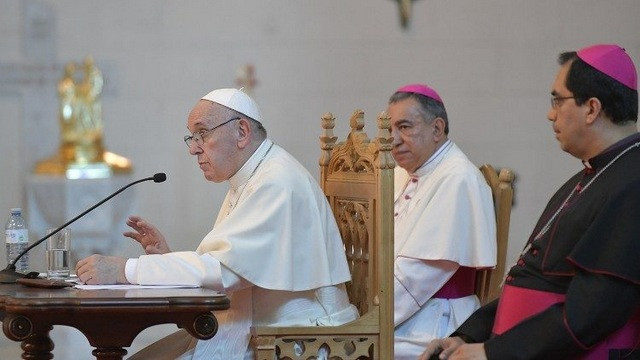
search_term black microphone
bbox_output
[0,173,167,284]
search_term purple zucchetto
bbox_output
[577,44,637,90]
[396,84,444,104]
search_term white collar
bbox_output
[412,139,453,178]
[228,139,272,190]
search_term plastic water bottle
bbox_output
[5,208,29,272]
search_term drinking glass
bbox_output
[46,228,71,279]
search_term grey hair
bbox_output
[389,91,449,134]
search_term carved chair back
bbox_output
[251,110,395,359]
[474,164,515,305]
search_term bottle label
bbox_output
[5,229,28,244]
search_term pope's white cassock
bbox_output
[393,140,496,360]
[125,139,358,359]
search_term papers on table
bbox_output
[75,284,200,290]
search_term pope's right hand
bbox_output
[124,215,171,254]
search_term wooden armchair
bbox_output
[474,164,515,305]
[251,110,395,359]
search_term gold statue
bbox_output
[35,56,132,178]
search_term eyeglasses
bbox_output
[183,117,240,147]
[550,96,575,109]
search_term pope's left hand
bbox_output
[76,255,129,284]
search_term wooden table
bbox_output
[0,283,229,360]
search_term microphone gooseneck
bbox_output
[0,173,167,284]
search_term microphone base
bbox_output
[0,268,39,284]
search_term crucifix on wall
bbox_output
[235,64,258,95]
[394,0,420,29]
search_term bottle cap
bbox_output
[10,208,21,215]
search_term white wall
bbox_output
[1,0,639,358]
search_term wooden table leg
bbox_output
[2,313,54,360]
[20,333,54,360]
[92,347,128,360]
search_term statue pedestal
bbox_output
[26,174,136,271]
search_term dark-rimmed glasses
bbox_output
[183,117,240,147]
[550,96,575,109]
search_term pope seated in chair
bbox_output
[76,88,359,359]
